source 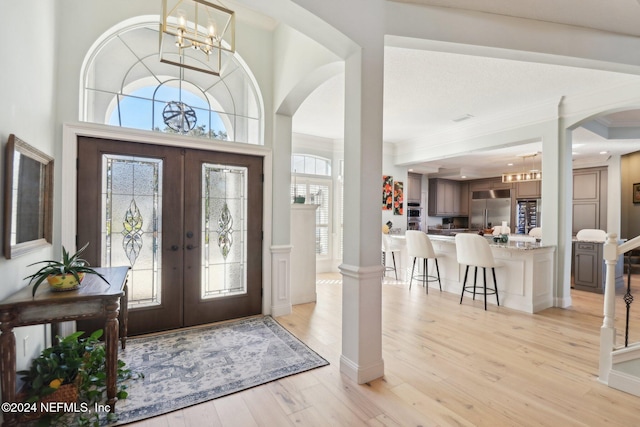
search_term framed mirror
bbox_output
[3,134,54,259]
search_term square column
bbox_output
[340,45,385,384]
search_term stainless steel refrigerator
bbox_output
[470,189,512,230]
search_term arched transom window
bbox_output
[82,21,263,145]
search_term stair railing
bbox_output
[622,248,639,347]
[600,233,640,383]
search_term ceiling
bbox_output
[290,1,640,179]
[390,0,640,38]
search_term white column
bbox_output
[543,100,573,308]
[339,44,385,384]
[599,233,619,383]
[271,114,294,316]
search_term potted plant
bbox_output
[18,329,141,425]
[24,242,108,296]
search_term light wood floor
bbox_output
[132,274,640,427]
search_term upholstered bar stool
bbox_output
[382,233,401,279]
[528,227,542,239]
[576,228,606,242]
[455,233,500,310]
[405,230,442,293]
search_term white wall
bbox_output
[382,143,407,233]
[0,0,58,370]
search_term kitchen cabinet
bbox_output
[469,177,513,192]
[574,241,601,292]
[408,172,422,202]
[491,179,514,190]
[572,167,607,235]
[516,181,541,199]
[573,240,623,293]
[428,178,466,216]
[459,182,469,215]
[469,179,491,192]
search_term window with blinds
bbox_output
[291,154,332,258]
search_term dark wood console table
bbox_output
[0,266,129,426]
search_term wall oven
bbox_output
[407,203,422,230]
[407,207,422,217]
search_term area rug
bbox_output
[111,316,328,425]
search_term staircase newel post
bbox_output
[599,232,618,383]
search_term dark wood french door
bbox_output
[77,137,263,335]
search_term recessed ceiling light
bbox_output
[599,151,608,154]
[461,175,467,179]
[408,168,414,172]
[507,163,514,166]
[572,152,578,155]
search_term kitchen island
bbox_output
[389,233,556,313]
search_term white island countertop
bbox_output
[388,232,556,313]
[425,234,553,251]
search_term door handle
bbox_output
[186,244,198,250]
[171,245,179,251]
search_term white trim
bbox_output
[607,369,640,397]
[612,343,640,364]
[339,354,385,385]
[270,245,292,317]
[62,122,273,316]
[339,263,385,280]
[554,295,572,309]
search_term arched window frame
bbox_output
[291,154,332,176]
[80,17,264,145]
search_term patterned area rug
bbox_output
[113,316,328,425]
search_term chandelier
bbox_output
[160,0,235,76]
[501,153,542,183]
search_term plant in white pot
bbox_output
[24,242,108,296]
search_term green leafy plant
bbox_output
[24,242,108,296]
[18,330,93,403]
[18,330,143,426]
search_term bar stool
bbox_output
[528,227,542,238]
[405,231,441,293]
[576,228,606,242]
[455,233,500,310]
[382,233,401,279]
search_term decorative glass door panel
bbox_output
[78,137,263,334]
[183,149,263,327]
[202,164,247,299]
[77,137,184,335]
[102,155,162,307]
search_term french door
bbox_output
[77,137,263,335]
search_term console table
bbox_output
[0,266,129,426]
